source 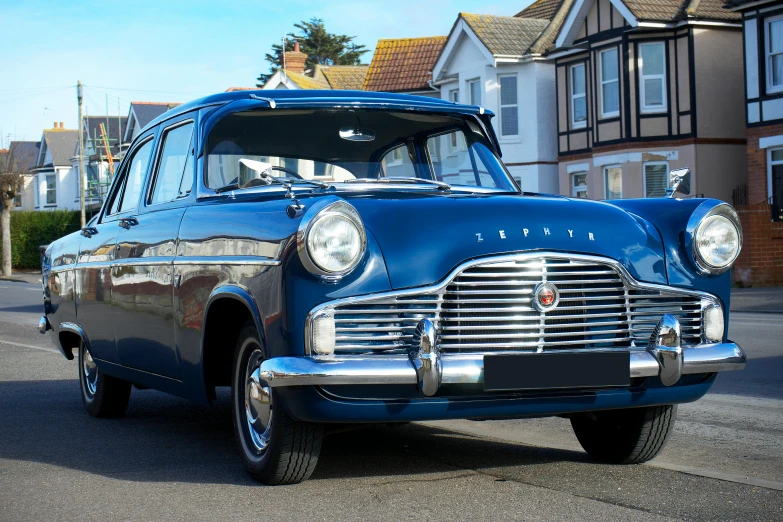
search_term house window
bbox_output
[766,16,783,94]
[768,148,783,221]
[639,42,666,112]
[468,79,481,106]
[498,75,519,136]
[644,162,669,198]
[570,63,587,128]
[600,48,620,118]
[45,173,56,206]
[571,172,588,198]
[33,175,39,207]
[604,165,622,199]
[449,89,460,148]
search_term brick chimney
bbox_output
[284,41,307,75]
[59,122,64,129]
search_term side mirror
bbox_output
[667,168,691,199]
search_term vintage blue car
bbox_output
[39,90,745,484]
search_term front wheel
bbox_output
[232,320,323,484]
[78,342,131,418]
[570,405,677,464]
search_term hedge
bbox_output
[0,210,81,269]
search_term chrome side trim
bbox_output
[173,256,281,266]
[259,342,746,388]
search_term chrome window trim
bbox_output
[145,117,196,207]
[305,251,720,355]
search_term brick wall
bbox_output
[735,203,783,286]
[736,125,783,286]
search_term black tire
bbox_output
[78,342,131,418]
[232,319,323,485]
[570,405,677,464]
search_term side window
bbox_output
[110,139,154,215]
[381,143,416,178]
[149,122,194,205]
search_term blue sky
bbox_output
[0,0,533,144]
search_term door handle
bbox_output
[81,227,98,237]
[119,217,139,229]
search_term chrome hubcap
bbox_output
[82,348,98,396]
[244,349,272,454]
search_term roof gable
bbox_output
[321,65,369,90]
[461,13,550,57]
[363,36,447,92]
[7,141,39,173]
[39,129,78,167]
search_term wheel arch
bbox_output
[201,286,268,402]
[57,322,89,361]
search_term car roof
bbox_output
[144,89,492,133]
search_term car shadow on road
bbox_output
[0,304,45,314]
[0,378,589,485]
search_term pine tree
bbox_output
[256,18,368,86]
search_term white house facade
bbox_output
[31,125,79,211]
[431,7,572,194]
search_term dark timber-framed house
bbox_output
[550,0,746,204]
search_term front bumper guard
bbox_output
[261,316,745,395]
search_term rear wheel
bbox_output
[570,405,677,464]
[78,342,131,418]
[232,320,323,484]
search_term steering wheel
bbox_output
[268,165,303,180]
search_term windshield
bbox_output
[205,109,517,192]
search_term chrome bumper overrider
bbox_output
[261,316,745,394]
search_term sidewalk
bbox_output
[730,287,783,313]
[0,271,42,285]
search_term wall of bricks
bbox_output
[736,126,783,286]
[735,203,783,286]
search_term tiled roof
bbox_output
[515,0,566,20]
[461,13,550,57]
[363,36,447,92]
[622,0,740,22]
[527,0,576,53]
[225,86,257,92]
[131,102,181,129]
[41,129,78,167]
[6,141,39,173]
[284,70,331,90]
[322,65,369,90]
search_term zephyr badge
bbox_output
[533,282,559,312]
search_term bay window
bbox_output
[639,42,666,113]
[766,16,783,94]
[643,162,669,198]
[571,172,588,198]
[570,63,587,128]
[604,165,622,199]
[600,48,619,118]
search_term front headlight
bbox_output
[687,202,742,275]
[298,199,367,280]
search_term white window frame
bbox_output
[570,63,587,129]
[604,164,622,199]
[498,73,519,138]
[45,172,57,207]
[449,88,459,104]
[571,171,588,198]
[599,47,620,119]
[639,42,667,114]
[766,15,783,94]
[467,79,481,106]
[643,161,669,198]
[33,174,39,208]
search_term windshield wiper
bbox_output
[214,175,329,195]
[346,177,451,191]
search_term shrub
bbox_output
[0,210,81,269]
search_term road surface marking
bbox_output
[0,338,60,354]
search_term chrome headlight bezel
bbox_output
[685,201,742,276]
[297,197,367,282]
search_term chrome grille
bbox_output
[323,255,709,354]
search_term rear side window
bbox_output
[111,139,154,214]
[149,122,194,205]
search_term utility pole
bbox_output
[77,81,86,227]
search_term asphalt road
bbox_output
[0,279,781,521]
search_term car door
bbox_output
[74,133,153,363]
[113,116,196,379]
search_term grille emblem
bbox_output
[533,283,559,312]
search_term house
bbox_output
[123,101,180,147]
[262,42,369,90]
[550,0,746,203]
[363,36,446,97]
[431,3,572,193]
[30,123,78,210]
[725,0,783,285]
[6,141,40,210]
[71,115,128,207]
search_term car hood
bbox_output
[345,192,668,290]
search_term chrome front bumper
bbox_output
[260,342,746,392]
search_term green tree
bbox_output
[256,18,368,86]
